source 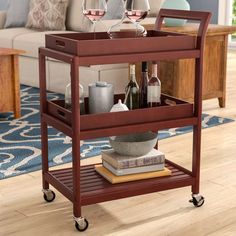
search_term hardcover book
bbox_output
[103,160,165,176]
[101,149,165,169]
[95,164,171,184]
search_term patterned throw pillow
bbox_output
[26,0,69,31]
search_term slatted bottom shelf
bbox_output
[47,160,194,206]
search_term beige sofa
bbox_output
[0,0,164,95]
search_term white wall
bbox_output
[187,0,219,23]
[218,0,227,24]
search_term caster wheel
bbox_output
[75,218,89,232]
[189,194,204,207]
[43,190,56,202]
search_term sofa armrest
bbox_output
[0,11,7,29]
[95,19,119,32]
[95,17,157,32]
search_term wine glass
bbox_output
[125,0,150,36]
[82,0,107,37]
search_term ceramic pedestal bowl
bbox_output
[109,132,158,156]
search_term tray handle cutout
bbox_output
[56,40,66,48]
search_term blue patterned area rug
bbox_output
[0,85,234,179]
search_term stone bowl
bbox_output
[109,132,157,156]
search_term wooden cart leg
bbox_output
[41,121,49,190]
[70,58,81,218]
[189,53,206,208]
[191,125,201,194]
[190,124,205,208]
[191,52,203,196]
[70,59,89,232]
[39,51,50,191]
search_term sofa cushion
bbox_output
[102,0,124,20]
[0,10,6,29]
[4,0,30,28]
[66,0,92,32]
[26,0,69,31]
[0,27,36,48]
[13,30,74,58]
[149,0,165,16]
[96,16,156,33]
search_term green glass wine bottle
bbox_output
[124,64,140,110]
[139,61,149,108]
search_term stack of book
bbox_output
[95,149,171,184]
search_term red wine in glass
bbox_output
[82,0,107,38]
[83,9,106,22]
[125,10,148,22]
[124,0,150,36]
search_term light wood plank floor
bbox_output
[1,53,236,236]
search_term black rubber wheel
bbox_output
[75,219,89,232]
[43,190,56,202]
[190,196,205,207]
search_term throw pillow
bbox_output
[0,10,6,29]
[0,0,10,11]
[102,0,124,20]
[4,0,30,28]
[26,0,69,31]
[149,0,165,16]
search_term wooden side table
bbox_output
[142,23,236,107]
[0,48,25,118]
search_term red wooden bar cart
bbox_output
[39,9,211,231]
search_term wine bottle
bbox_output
[139,61,149,108]
[124,64,140,110]
[147,63,161,107]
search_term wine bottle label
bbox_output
[131,87,138,94]
[147,86,161,103]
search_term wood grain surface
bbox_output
[0,48,25,118]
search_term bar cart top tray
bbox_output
[45,30,196,56]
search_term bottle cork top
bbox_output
[152,63,158,77]
[130,64,135,75]
[142,62,148,72]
